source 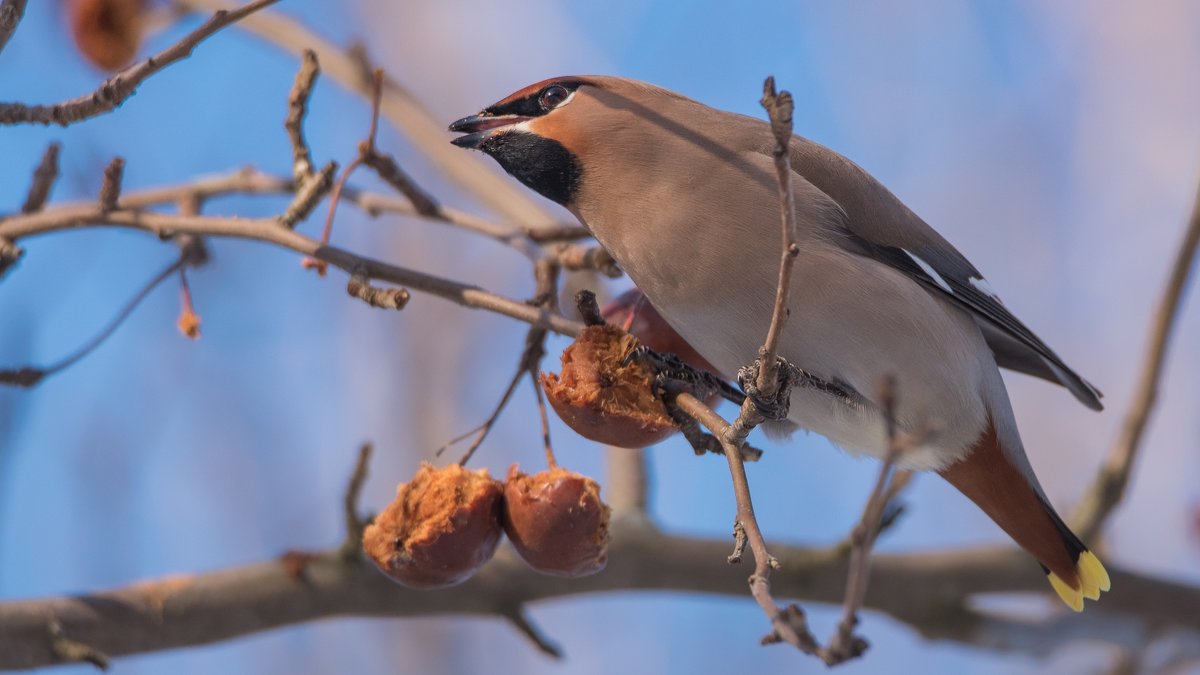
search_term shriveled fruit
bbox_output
[541,323,677,448]
[502,465,610,577]
[69,0,146,71]
[362,463,503,589]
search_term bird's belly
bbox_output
[577,205,989,472]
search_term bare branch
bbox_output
[0,0,26,55]
[752,75,799,400]
[21,142,60,213]
[285,49,320,181]
[1,521,1194,670]
[1,257,183,387]
[502,605,563,659]
[361,148,441,218]
[173,0,558,228]
[822,378,904,664]
[723,76,802,448]
[0,0,281,126]
[278,161,336,228]
[338,443,373,560]
[1073,174,1200,541]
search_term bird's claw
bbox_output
[736,357,804,421]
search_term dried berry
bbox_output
[362,463,503,589]
[541,323,678,448]
[69,0,146,72]
[502,465,610,577]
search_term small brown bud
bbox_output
[362,463,503,589]
[502,465,610,577]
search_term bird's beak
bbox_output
[447,114,530,148]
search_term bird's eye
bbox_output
[538,84,570,111]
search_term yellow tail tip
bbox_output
[1048,572,1084,612]
[1078,550,1112,599]
[1048,551,1111,611]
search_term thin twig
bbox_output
[752,75,799,400]
[1073,175,1200,542]
[279,161,337,228]
[285,49,320,181]
[338,443,373,561]
[823,377,904,664]
[529,369,555,469]
[724,76,800,447]
[0,167,571,261]
[0,208,585,337]
[441,366,525,463]
[1,257,184,387]
[663,388,763,462]
[99,158,125,213]
[303,69,385,274]
[21,142,60,213]
[0,0,26,55]
[361,148,441,218]
[501,605,563,659]
[0,0,281,126]
[448,262,557,466]
[173,0,556,227]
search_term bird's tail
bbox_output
[939,421,1111,611]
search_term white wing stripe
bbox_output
[969,275,999,299]
[902,248,953,293]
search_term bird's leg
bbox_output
[736,356,804,421]
[624,345,744,405]
[656,377,763,462]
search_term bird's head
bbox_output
[450,76,704,210]
[448,76,597,207]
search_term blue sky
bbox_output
[2,1,1199,673]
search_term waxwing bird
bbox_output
[449,76,1110,610]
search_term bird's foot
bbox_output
[624,345,744,405]
[736,356,804,421]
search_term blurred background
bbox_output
[2,1,1199,673]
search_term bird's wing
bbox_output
[849,237,1102,410]
[779,139,1103,410]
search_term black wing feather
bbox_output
[851,237,1104,411]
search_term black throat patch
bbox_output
[479,132,581,206]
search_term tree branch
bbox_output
[0,520,1194,670]
[1073,174,1200,542]
[0,0,280,126]
[173,0,558,228]
[0,207,584,337]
